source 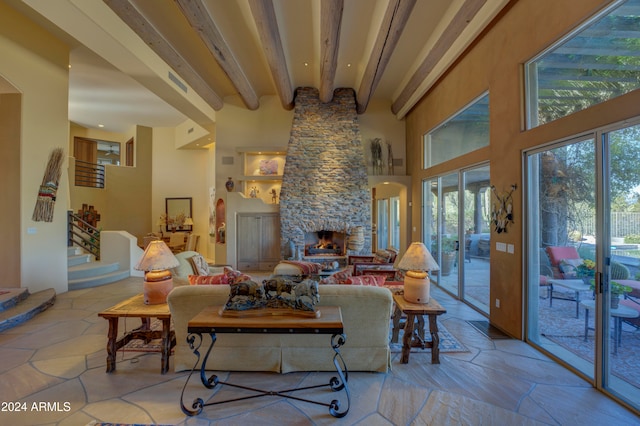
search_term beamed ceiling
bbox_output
[13,0,510,134]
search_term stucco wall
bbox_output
[0,2,70,294]
[405,0,640,338]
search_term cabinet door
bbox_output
[260,214,281,262]
[237,215,261,262]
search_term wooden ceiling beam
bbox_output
[392,0,487,116]
[248,0,294,110]
[176,0,259,110]
[356,0,416,114]
[319,0,344,103]
[103,0,223,110]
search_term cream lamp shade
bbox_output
[135,240,180,304]
[397,242,439,304]
[183,217,194,226]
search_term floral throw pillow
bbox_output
[188,254,210,276]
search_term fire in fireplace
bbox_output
[305,231,345,256]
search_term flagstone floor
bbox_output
[0,277,638,425]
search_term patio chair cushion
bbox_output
[559,258,582,278]
[545,246,581,279]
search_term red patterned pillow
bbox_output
[345,275,386,286]
[188,274,226,285]
[320,268,353,284]
[223,267,252,284]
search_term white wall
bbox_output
[152,127,211,258]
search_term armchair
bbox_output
[348,248,398,276]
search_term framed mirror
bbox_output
[165,197,193,232]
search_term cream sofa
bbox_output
[167,282,393,373]
[171,251,226,278]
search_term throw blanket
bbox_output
[281,260,322,275]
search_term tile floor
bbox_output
[0,277,639,425]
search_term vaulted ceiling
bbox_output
[13,0,510,133]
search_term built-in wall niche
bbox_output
[215,198,226,244]
[236,146,286,204]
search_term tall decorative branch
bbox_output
[32,148,65,222]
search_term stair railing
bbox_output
[68,210,101,260]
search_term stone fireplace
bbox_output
[279,87,371,259]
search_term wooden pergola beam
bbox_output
[248,0,294,110]
[176,0,259,110]
[319,0,344,103]
[104,0,223,110]
[356,0,416,114]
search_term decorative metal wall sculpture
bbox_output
[32,148,65,222]
[491,184,517,233]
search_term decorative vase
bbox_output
[225,177,234,192]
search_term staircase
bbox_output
[67,246,129,290]
[0,287,56,332]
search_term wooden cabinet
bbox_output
[236,213,280,270]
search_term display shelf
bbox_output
[236,147,286,205]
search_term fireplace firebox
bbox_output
[304,231,345,256]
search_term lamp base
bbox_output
[403,272,430,304]
[143,270,173,305]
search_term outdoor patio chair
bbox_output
[545,246,581,279]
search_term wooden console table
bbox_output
[98,294,175,374]
[179,306,350,418]
[392,293,446,364]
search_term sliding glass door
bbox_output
[423,164,491,313]
[526,122,640,410]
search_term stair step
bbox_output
[0,288,56,332]
[67,246,81,256]
[68,269,130,291]
[0,288,30,312]
[68,253,92,267]
[68,261,119,280]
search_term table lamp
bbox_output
[397,242,439,303]
[183,217,194,231]
[134,240,180,304]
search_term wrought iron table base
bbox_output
[180,332,350,418]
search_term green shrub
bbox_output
[624,234,640,244]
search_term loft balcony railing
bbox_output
[68,210,100,260]
[75,159,105,188]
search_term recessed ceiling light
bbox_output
[98,124,104,128]
[304,62,309,67]
[347,63,351,67]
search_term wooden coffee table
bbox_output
[392,293,447,364]
[98,294,175,374]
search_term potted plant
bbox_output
[440,236,458,276]
[588,279,632,309]
[575,259,595,285]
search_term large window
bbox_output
[526,0,640,128]
[423,93,489,168]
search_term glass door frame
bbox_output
[524,117,640,411]
[422,162,491,315]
